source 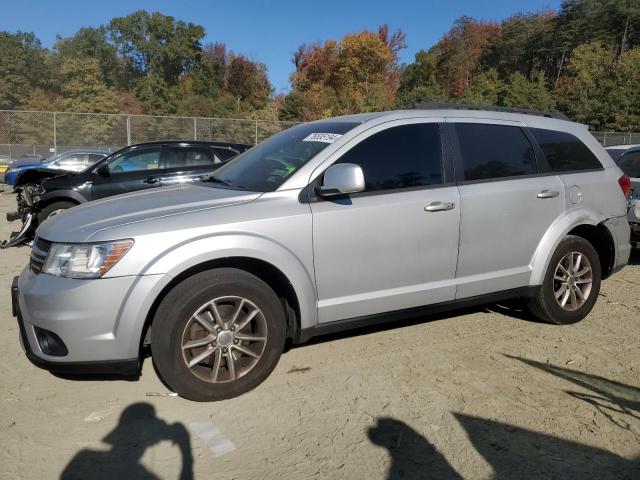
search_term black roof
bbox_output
[414,102,570,120]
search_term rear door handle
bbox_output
[143,177,160,185]
[425,201,455,212]
[537,189,560,199]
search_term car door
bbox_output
[310,120,461,323]
[91,146,162,199]
[156,145,219,185]
[448,120,565,299]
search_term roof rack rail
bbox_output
[414,102,570,120]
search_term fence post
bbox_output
[603,132,607,147]
[193,117,197,141]
[53,112,57,154]
[254,121,258,145]
[126,116,131,145]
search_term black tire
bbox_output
[528,235,601,325]
[37,201,76,224]
[151,268,286,401]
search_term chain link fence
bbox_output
[1,110,639,163]
[0,110,299,163]
[591,131,640,147]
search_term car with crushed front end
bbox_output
[12,105,631,401]
[4,149,110,187]
[2,140,250,248]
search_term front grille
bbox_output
[30,237,51,274]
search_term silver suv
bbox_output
[12,107,632,401]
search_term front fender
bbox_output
[40,189,87,205]
[136,232,318,330]
[529,207,606,285]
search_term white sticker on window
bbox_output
[302,133,342,143]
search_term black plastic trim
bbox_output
[297,286,540,343]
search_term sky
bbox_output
[2,0,563,93]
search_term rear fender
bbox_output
[529,208,606,285]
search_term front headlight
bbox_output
[6,167,17,174]
[43,240,134,278]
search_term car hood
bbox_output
[36,183,262,243]
[8,158,44,169]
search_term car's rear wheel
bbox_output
[37,201,76,224]
[528,235,601,325]
[151,268,286,401]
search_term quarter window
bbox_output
[530,128,602,172]
[335,123,443,192]
[455,123,537,181]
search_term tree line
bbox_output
[1,0,639,131]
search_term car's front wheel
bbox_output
[151,268,286,401]
[528,235,601,325]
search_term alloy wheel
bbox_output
[553,251,593,312]
[181,296,268,383]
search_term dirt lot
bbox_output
[0,189,638,480]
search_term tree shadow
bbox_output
[61,403,193,480]
[368,417,463,479]
[453,413,639,479]
[505,354,640,429]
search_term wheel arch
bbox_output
[530,209,615,285]
[140,256,303,354]
[39,190,85,209]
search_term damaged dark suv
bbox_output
[3,140,250,248]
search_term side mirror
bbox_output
[96,164,110,177]
[317,163,365,198]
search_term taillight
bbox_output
[619,174,631,199]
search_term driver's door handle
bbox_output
[425,201,455,212]
[143,177,160,185]
[537,189,560,199]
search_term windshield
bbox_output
[208,121,359,191]
[618,151,640,178]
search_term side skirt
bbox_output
[297,286,540,344]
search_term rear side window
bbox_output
[163,147,215,168]
[530,128,602,172]
[618,151,640,178]
[335,123,443,192]
[455,123,537,181]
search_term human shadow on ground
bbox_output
[61,402,193,480]
[506,354,640,429]
[369,415,639,479]
[368,417,463,479]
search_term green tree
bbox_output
[54,27,123,88]
[456,68,503,105]
[500,71,555,110]
[0,31,49,109]
[109,10,205,86]
[397,50,448,107]
[58,57,119,113]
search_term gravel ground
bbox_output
[0,189,638,480]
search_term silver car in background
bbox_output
[13,106,631,401]
[607,144,640,247]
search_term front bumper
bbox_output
[13,267,169,375]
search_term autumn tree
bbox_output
[429,17,501,96]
